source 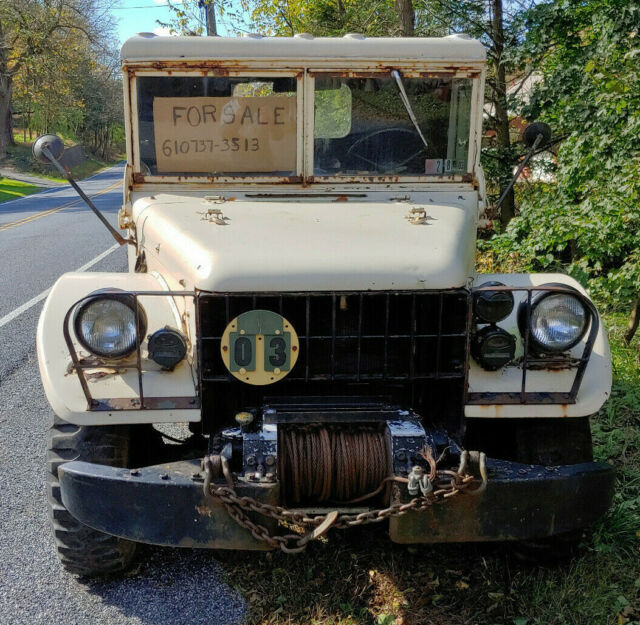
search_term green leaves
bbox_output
[485,0,640,309]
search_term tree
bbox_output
[0,0,116,159]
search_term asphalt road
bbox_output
[0,167,246,625]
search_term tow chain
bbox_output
[201,450,487,554]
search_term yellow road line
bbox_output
[0,181,121,233]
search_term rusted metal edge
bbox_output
[466,391,573,405]
[90,397,200,411]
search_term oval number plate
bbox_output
[220,310,299,385]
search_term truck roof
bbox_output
[120,33,486,64]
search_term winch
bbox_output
[203,397,484,551]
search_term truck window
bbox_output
[313,75,472,177]
[136,76,298,176]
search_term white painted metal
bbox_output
[121,34,486,64]
[131,192,479,292]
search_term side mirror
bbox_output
[31,134,130,246]
[494,121,553,212]
[32,134,65,163]
[522,122,551,148]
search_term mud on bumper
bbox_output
[58,457,615,549]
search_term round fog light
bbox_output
[472,325,516,371]
[148,327,187,369]
[474,281,515,323]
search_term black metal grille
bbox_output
[196,290,471,431]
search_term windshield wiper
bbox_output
[391,69,429,150]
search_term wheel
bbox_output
[47,415,138,576]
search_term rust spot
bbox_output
[333,195,349,202]
[86,370,118,381]
[195,504,212,517]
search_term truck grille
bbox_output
[196,290,471,430]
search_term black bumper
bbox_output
[58,458,615,549]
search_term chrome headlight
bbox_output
[74,292,147,358]
[519,287,590,353]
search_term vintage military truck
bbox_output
[37,33,614,575]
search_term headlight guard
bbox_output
[467,282,600,407]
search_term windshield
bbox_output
[313,74,472,177]
[136,76,298,176]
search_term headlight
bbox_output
[74,293,147,358]
[519,288,590,353]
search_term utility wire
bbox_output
[112,2,186,9]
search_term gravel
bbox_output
[0,174,247,625]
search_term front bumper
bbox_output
[58,457,615,549]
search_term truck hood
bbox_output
[132,193,477,291]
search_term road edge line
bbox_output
[0,243,121,329]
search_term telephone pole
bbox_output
[199,0,217,36]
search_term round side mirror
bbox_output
[33,134,64,163]
[522,122,551,148]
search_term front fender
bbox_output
[465,273,611,418]
[37,271,199,425]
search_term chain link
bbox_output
[202,451,487,554]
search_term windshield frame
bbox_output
[129,69,304,183]
[305,68,480,184]
[126,65,482,185]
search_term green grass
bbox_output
[0,177,40,202]
[216,311,640,625]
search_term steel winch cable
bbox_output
[279,424,393,505]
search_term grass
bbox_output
[216,311,640,625]
[0,177,40,203]
[5,131,123,182]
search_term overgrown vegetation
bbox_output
[0,0,124,161]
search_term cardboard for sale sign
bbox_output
[153,95,296,173]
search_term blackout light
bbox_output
[148,327,187,369]
[471,325,516,371]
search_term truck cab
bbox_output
[38,34,614,575]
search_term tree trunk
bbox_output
[5,103,15,146]
[490,0,515,228]
[395,0,414,36]
[624,295,640,344]
[0,86,11,160]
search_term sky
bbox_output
[112,0,236,45]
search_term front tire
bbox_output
[47,416,138,576]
